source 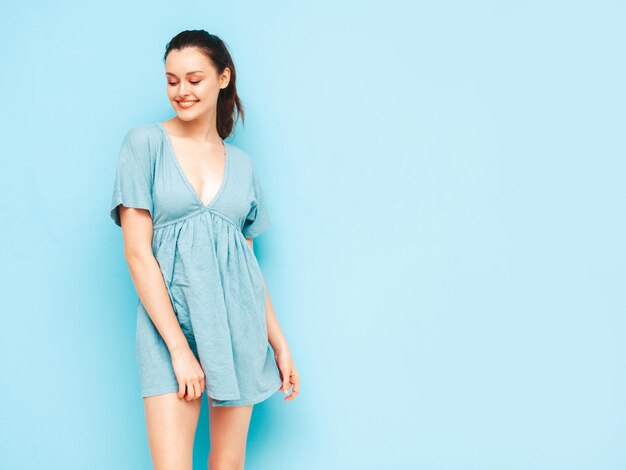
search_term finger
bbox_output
[192,379,201,400]
[178,380,186,399]
[186,380,195,401]
[192,378,201,400]
[197,371,205,398]
[287,371,300,400]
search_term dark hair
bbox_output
[163,30,244,139]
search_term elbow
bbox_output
[123,247,154,267]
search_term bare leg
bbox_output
[207,396,254,470]
[144,392,202,470]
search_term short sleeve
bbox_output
[242,165,272,239]
[109,128,154,227]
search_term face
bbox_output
[164,47,230,121]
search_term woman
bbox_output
[110,29,299,469]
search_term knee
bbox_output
[208,451,245,470]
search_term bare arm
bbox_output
[120,206,189,354]
[120,206,205,399]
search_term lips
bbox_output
[177,100,199,109]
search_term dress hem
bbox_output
[140,377,283,404]
[209,377,283,407]
[141,385,242,400]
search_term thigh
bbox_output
[207,397,254,470]
[144,392,202,470]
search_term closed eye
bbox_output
[168,81,202,86]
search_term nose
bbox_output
[179,82,190,97]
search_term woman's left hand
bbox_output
[274,347,299,401]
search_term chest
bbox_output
[167,136,227,207]
[150,140,254,228]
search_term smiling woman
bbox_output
[162,35,245,139]
[109,29,299,470]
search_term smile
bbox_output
[178,100,199,108]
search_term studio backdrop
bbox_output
[1,1,624,469]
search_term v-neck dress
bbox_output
[109,123,282,407]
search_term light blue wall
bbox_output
[1,1,624,469]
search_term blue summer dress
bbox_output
[109,123,282,407]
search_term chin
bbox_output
[176,110,201,120]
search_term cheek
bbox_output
[198,84,219,99]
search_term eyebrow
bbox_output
[165,71,205,77]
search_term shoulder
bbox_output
[225,141,257,175]
[226,141,252,162]
[123,123,161,147]
[119,124,161,164]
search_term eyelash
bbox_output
[168,80,201,86]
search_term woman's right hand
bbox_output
[170,346,206,401]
